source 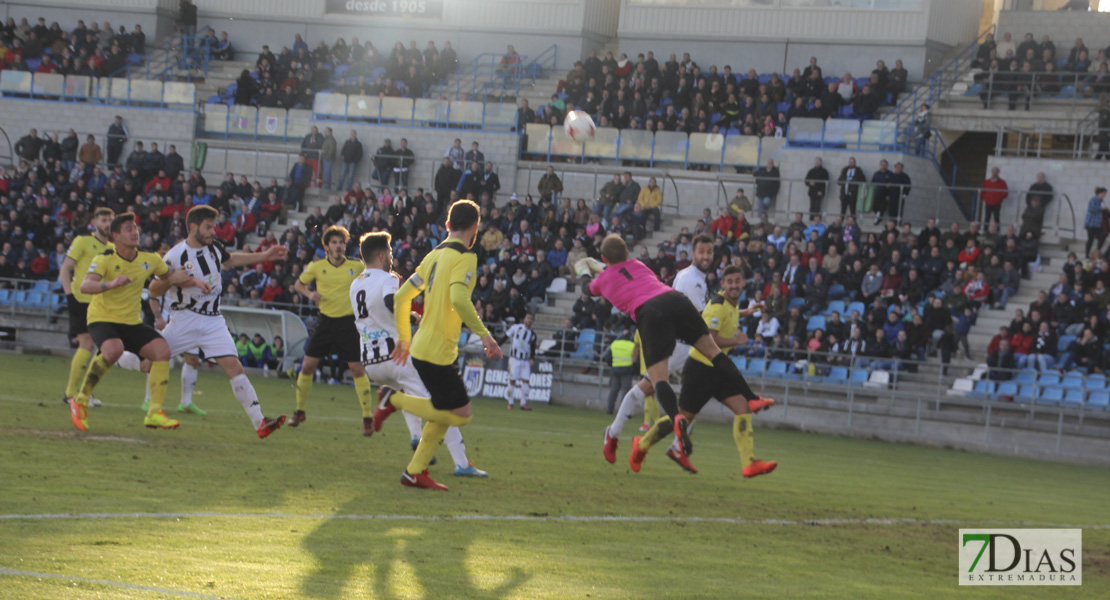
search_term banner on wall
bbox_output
[325,0,443,18]
[463,357,554,404]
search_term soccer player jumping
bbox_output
[588,234,776,478]
[372,200,502,491]
[68,214,201,431]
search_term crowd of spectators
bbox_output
[230,34,458,109]
[527,50,908,138]
[0,16,147,78]
[972,32,1110,109]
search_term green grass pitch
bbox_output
[1,353,1108,599]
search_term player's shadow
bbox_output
[298,495,531,599]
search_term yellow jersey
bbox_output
[400,239,489,365]
[690,293,740,366]
[66,234,114,303]
[299,257,363,318]
[87,249,169,325]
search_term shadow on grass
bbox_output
[299,495,531,599]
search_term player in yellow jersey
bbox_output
[288,225,377,434]
[372,200,502,491]
[58,207,114,407]
[68,214,203,431]
[630,265,777,478]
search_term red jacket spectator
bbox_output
[710,214,736,238]
[214,219,236,244]
[35,59,57,74]
[160,201,185,219]
[980,175,1008,207]
[260,283,284,303]
[145,175,171,195]
[31,254,49,276]
[1010,332,1033,355]
[957,245,980,267]
[234,212,257,236]
[763,281,789,299]
[255,237,278,274]
[963,278,990,303]
[987,333,1007,356]
[260,198,282,221]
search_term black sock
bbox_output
[712,353,758,400]
[654,381,678,418]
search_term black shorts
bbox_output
[634,291,709,367]
[305,315,360,363]
[88,321,164,355]
[412,357,470,411]
[678,357,739,414]
[67,295,88,337]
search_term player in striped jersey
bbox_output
[146,206,287,438]
[504,312,537,411]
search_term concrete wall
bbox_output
[985,155,1102,238]
[0,99,197,168]
[997,9,1110,50]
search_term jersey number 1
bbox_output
[619,267,634,281]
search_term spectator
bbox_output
[106,116,128,168]
[987,339,1017,381]
[15,128,42,163]
[603,329,636,414]
[636,176,662,232]
[394,137,414,188]
[373,138,395,188]
[444,138,465,170]
[78,134,102,174]
[319,126,337,190]
[538,165,563,203]
[1084,187,1108,257]
[288,154,312,211]
[804,158,829,216]
[837,157,867,216]
[263,336,285,370]
[980,167,1008,224]
[753,159,780,214]
[434,157,461,207]
[180,0,197,38]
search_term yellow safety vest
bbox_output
[610,340,635,367]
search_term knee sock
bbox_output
[354,376,373,418]
[643,394,659,427]
[444,426,469,467]
[733,414,754,468]
[146,361,170,418]
[407,421,449,474]
[389,391,472,427]
[609,384,645,437]
[520,382,531,406]
[653,381,679,418]
[295,372,313,411]
[76,354,112,406]
[66,348,93,399]
[230,373,264,429]
[712,353,758,400]
[505,383,515,407]
[637,415,673,451]
[180,363,198,407]
[402,410,424,439]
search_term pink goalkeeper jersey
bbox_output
[589,258,671,322]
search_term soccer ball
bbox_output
[564,110,596,142]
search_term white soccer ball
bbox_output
[564,110,596,142]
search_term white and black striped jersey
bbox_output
[505,323,537,360]
[165,240,230,316]
[673,264,710,312]
[350,268,400,366]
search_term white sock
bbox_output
[444,426,469,467]
[506,383,515,407]
[402,410,424,439]
[116,351,142,371]
[143,374,151,403]
[180,363,198,407]
[230,374,264,429]
[609,385,645,438]
[520,383,531,407]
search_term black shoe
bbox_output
[288,409,306,427]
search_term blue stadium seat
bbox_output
[1088,392,1110,409]
[1057,86,1076,99]
[825,366,849,384]
[1038,373,1061,387]
[1015,369,1038,385]
[997,382,1019,397]
[970,380,995,398]
[1061,373,1085,389]
[847,302,865,317]
[806,316,825,332]
[1057,335,1076,352]
[767,360,789,379]
[1063,389,1086,406]
[207,94,223,104]
[1016,384,1037,403]
[1086,374,1107,391]
[965,83,982,96]
[31,280,50,293]
[13,291,27,305]
[824,300,845,316]
[827,284,846,299]
[746,358,767,374]
[49,293,65,310]
[732,356,748,371]
[571,329,595,360]
[333,65,349,80]
[850,369,869,386]
[1040,387,1064,405]
[0,289,11,306]
[788,297,806,311]
[128,53,142,66]
[26,58,41,72]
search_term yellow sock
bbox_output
[354,376,373,418]
[733,414,754,468]
[75,354,112,407]
[66,348,93,399]
[390,391,472,427]
[296,372,313,411]
[637,416,672,451]
[643,394,659,426]
[407,421,449,474]
[146,361,170,417]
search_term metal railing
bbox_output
[439,51,529,101]
[109,34,212,82]
[965,70,1108,112]
[995,115,1109,160]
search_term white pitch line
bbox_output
[1,512,1108,529]
[0,567,245,599]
